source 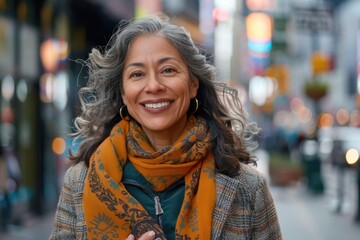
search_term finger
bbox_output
[126,234,135,240]
[139,230,156,240]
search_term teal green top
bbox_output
[122,162,185,240]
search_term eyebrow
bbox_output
[124,57,179,70]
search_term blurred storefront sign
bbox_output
[272,16,288,54]
[163,0,199,20]
[135,0,162,17]
[199,0,214,49]
[245,0,276,12]
[200,0,214,35]
[19,24,39,79]
[294,6,333,32]
[311,52,334,74]
[0,17,15,74]
[265,64,289,94]
[357,30,360,100]
[324,0,346,9]
[172,17,203,43]
[89,0,134,20]
[246,12,272,74]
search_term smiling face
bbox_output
[121,34,199,147]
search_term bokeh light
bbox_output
[246,12,272,42]
[350,109,360,127]
[1,75,15,101]
[335,108,350,126]
[52,137,66,155]
[16,79,28,102]
[346,148,359,165]
[249,76,274,106]
[1,107,14,123]
[40,73,54,103]
[318,113,334,128]
[297,105,312,124]
[290,97,304,114]
[40,38,69,72]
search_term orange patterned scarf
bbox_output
[83,116,215,239]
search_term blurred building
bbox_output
[212,0,360,143]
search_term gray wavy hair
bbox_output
[70,13,259,176]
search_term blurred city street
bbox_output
[1,0,360,239]
[1,149,360,240]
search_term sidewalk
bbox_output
[273,183,360,240]
[0,210,55,240]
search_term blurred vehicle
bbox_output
[319,127,360,168]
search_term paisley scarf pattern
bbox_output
[83,116,215,240]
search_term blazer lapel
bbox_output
[212,173,241,239]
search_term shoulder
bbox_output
[62,161,88,192]
[238,163,270,195]
[218,162,267,186]
[215,163,269,198]
[234,163,277,210]
[238,163,267,187]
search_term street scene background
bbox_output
[1,0,360,239]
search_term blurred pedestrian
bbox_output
[0,147,11,232]
[0,147,8,194]
[49,13,282,240]
[355,159,360,223]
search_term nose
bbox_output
[145,72,165,93]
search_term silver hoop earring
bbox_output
[192,98,199,115]
[119,105,127,119]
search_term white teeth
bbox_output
[144,102,170,109]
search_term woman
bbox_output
[50,14,282,240]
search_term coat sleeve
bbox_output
[49,164,84,240]
[251,176,283,240]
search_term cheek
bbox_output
[121,85,140,108]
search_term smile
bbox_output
[144,102,170,109]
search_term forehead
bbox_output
[125,34,184,62]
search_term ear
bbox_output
[121,88,127,105]
[121,95,127,106]
[190,78,199,98]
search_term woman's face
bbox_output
[122,34,199,144]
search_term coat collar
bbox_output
[212,172,241,239]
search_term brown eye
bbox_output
[130,72,143,78]
[162,68,176,74]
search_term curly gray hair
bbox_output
[70,13,259,176]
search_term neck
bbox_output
[143,121,187,151]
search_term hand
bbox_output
[126,231,161,240]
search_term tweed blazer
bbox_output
[49,161,282,240]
